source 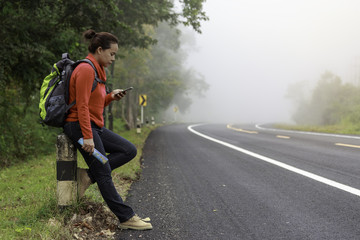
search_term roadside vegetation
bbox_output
[284,71,360,135]
[0,120,156,239]
[0,0,209,167]
[1,1,208,239]
[275,123,360,135]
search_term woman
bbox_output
[63,29,152,230]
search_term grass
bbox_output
[0,154,65,239]
[274,123,360,135]
[0,123,157,240]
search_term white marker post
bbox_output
[56,134,77,207]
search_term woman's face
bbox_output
[97,43,118,67]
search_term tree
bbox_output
[288,71,360,126]
[114,46,152,128]
[0,0,208,99]
[115,22,209,127]
[0,0,208,165]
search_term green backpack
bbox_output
[39,53,105,127]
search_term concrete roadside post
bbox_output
[56,133,77,207]
[136,118,141,134]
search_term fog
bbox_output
[182,0,360,124]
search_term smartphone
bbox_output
[116,87,133,97]
[122,87,133,93]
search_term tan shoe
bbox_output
[119,215,153,230]
[77,168,92,199]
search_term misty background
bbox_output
[180,0,360,124]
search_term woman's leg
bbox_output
[63,122,135,222]
[99,127,137,171]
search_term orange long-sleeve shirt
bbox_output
[66,54,114,139]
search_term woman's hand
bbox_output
[111,89,126,101]
[83,138,95,154]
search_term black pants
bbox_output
[63,121,136,222]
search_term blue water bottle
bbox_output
[77,138,108,164]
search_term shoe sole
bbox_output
[118,225,153,230]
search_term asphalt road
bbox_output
[116,123,360,240]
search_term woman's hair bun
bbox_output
[82,29,118,54]
[83,29,96,40]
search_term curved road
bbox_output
[116,123,360,240]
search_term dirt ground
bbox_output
[62,178,134,240]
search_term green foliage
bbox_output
[287,71,360,130]
[0,0,207,165]
[0,0,208,94]
[114,0,208,47]
[0,92,60,167]
[0,122,155,239]
[145,23,209,115]
[115,22,209,127]
[180,0,209,33]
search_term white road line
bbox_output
[255,124,360,140]
[188,124,360,197]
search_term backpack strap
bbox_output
[78,59,106,91]
[66,59,106,111]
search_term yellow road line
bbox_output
[276,135,290,139]
[227,124,258,134]
[335,143,360,149]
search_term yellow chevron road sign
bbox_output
[139,94,147,106]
